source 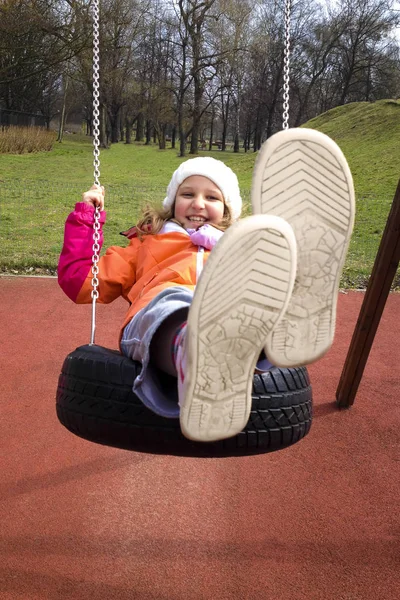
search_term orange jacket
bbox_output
[58,204,209,338]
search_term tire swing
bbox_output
[56,0,312,457]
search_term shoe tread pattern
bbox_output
[182,225,294,441]
[253,132,355,366]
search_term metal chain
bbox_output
[90,211,101,345]
[282,0,291,130]
[92,0,101,187]
[90,0,101,346]
[88,0,291,342]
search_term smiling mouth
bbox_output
[188,216,206,222]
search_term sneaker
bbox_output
[178,214,297,443]
[252,128,355,367]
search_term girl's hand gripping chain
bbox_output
[82,184,105,211]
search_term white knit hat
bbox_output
[163,156,242,220]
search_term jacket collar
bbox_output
[120,220,188,239]
[160,221,189,236]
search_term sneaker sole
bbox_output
[252,128,355,367]
[179,214,297,442]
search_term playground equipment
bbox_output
[336,180,400,407]
[55,0,313,456]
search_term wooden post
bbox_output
[336,180,400,408]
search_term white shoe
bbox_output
[178,214,297,443]
[252,128,355,367]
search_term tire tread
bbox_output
[56,345,312,457]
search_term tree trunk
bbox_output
[171,125,176,149]
[233,131,239,153]
[365,61,372,101]
[190,74,203,155]
[99,103,108,149]
[190,116,199,154]
[176,15,188,158]
[178,104,186,157]
[208,116,214,151]
[245,128,251,153]
[120,113,124,142]
[145,120,151,145]
[253,109,262,152]
[179,135,186,157]
[221,111,228,151]
[86,118,92,136]
[221,93,230,152]
[157,124,167,149]
[266,63,283,139]
[57,76,69,143]
[125,117,131,144]
[109,109,119,144]
[136,112,144,141]
[233,89,240,153]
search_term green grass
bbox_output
[304,99,400,198]
[304,99,400,287]
[1,100,400,288]
[0,133,256,188]
[0,135,255,273]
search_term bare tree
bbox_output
[178,0,222,155]
[210,0,252,151]
[1,0,400,155]
[328,0,400,105]
[98,0,151,145]
[0,0,90,112]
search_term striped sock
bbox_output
[171,321,187,369]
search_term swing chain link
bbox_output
[88,0,291,343]
[91,215,101,302]
[282,0,291,130]
[92,0,101,186]
[90,0,101,346]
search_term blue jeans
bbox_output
[120,286,274,418]
[120,287,192,418]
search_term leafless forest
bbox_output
[1,0,399,154]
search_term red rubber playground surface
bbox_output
[1,276,399,600]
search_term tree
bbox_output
[0,0,90,113]
[178,0,222,155]
[99,0,150,144]
[210,0,252,151]
[327,0,400,105]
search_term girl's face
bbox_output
[174,175,225,230]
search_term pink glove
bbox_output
[187,224,224,249]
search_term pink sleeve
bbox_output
[58,202,107,302]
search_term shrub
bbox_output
[0,126,56,154]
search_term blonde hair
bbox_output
[135,201,233,239]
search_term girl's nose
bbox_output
[191,194,206,209]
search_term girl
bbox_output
[58,129,355,443]
[58,156,297,443]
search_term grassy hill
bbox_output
[303,99,400,199]
[303,99,400,288]
[0,99,399,287]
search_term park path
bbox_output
[0,276,399,600]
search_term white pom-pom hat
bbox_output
[163,156,242,220]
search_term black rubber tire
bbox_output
[56,344,313,457]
